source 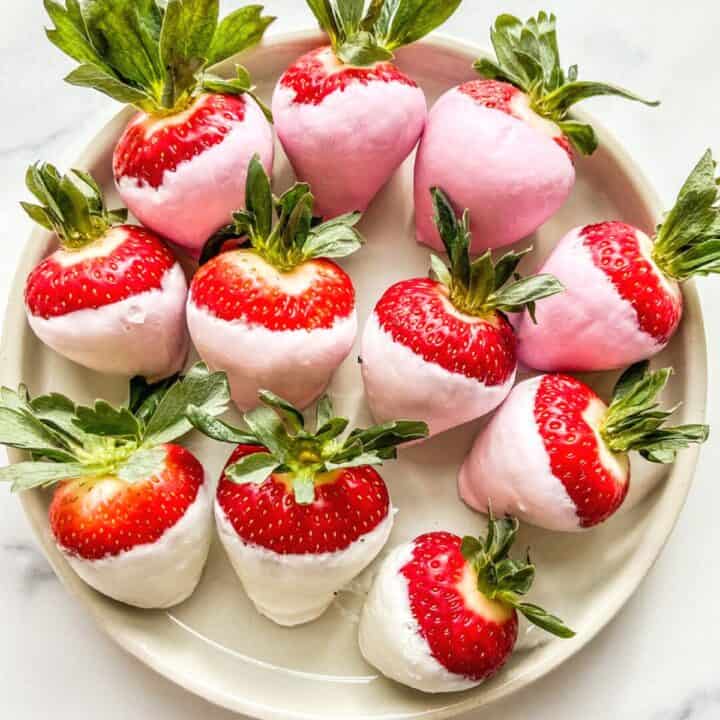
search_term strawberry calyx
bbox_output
[599,361,709,462]
[200,155,365,271]
[651,150,720,281]
[187,391,428,504]
[429,188,564,320]
[305,0,461,67]
[45,1,274,118]
[21,163,128,250]
[474,12,658,154]
[0,363,231,492]
[460,512,574,638]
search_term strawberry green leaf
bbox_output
[186,404,258,445]
[475,11,657,155]
[374,0,462,51]
[243,406,289,460]
[336,33,393,65]
[217,155,365,271]
[0,407,77,463]
[429,188,564,316]
[0,461,92,492]
[556,120,598,155]
[117,446,167,482]
[463,511,574,639]
[305,0,340,47]
[30,394,85,444]
[21,163,126,249]
[45,0,272,116]
[201,67,273,122]
[315,395,337,433]
[652,150,720,280]
[515,602,576,638]
[226,452,281,485]
[259,391,305,433]
[207,5,275,66]
[142,363,231,446]
[129,374,179,427]
[601,362,709,460]
[74,401,142,440]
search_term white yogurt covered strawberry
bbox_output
[0,364,232,608]
[361,189,563,437]
[359,515,573,693]
[188,392,428,625]
[415,12,657,252]
[21,163,188,379]
[187,156,364,410]
[45,0,275,254]
[516,151,720,371]
[459,363,709,531]
[272,0,461,218]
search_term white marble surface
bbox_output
[0,1,718,718]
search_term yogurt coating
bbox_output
[516,226,674,371]
[414,88,574,251]
[62,480,213,608]
[458,375,581,532]
[359,542,479,693]
[273,55,427,219]
[187,300,357,410]
[216,501,393,626]
[27,263,189,381]
[117,96,274,254]
[361,313,515,438]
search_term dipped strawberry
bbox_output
[459,363,709,531]
[188,156,364,410]
[359,514,573,693]
[45,0,275,254]
[272,0,461,219]
[516,151,720,371]
[415,12,658,252]
[361,188,563,438]
[0,364,232,608]
[22,163,188,379]
[188,391,427,625]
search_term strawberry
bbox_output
[459,363,709,531]
[516,151,720,371]
[187,156,364,411]
[272,0,462,219]
[45,0,275,254]
[21,163,188,380]
[414,12,658,252]
[188,391,428,626]
[0,363,233,608]
[361,188,564,438]
[359,515,573,693]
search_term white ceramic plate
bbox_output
[0,31,707,720]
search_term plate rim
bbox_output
[0,28,709,720]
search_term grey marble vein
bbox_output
[653,689,720,720]
[1,541,56,594]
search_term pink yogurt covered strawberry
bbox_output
[361,188,563,437]
[459,364,709,531]
[516,151,720,371]
[45,0,275,255]
[22,163,188,379]
[272,0,461,219]
[415,12,658,252]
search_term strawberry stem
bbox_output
[429,188,564,320]
[200,155,365,272]
[600,361,709,462]
[461,511,575,639]
[474,12,658,154]
[188,389,428,505]
[21,163,127,250]
[651,151,720,281]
